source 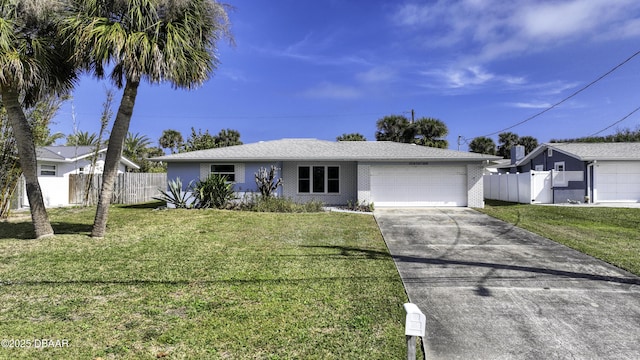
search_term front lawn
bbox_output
[478,201,640,276]
[0,204,408,359]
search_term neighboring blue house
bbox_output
[152,139,500,208]
[508,142,640,203]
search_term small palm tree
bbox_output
[469,136,497,155]
[63,0,232,237]
[66,131,100,146]
[0,0,76,238]
[123,132,152,161]
[412,117,448,148]
[375,115,413,142]
[158,129,183,154]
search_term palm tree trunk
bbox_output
[1,86,54,239]
[91,80,140,238]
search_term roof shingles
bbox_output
[152,138,500,162]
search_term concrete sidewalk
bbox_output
[375,208,640,360]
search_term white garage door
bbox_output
[595,162,640,202]
[370,165,467,207]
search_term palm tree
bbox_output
[215,128,242,147]
[158,129,183,154]
[375,115,413,142]
[518,136,538,155]
[66,130,100,146]
[336,133,366,141]
[63,0,232,237]
[497,132,519,159]
[123,131,152,165]
[412,117,448,148]
[469,136,497,155]
[0,0,76,238]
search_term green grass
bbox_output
[0,204,408,359]
[478,200,640,276]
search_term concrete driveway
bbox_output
[375,208,640,360]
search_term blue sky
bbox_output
[51,0,640,151]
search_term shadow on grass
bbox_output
[0,275,401,287]
[0,222,92,240]
[300,245,392,260]
[484,200,521,207]
[118,201,164,209]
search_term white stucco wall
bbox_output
[26,159,127,208]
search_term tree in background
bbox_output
[123,132,169,172]
[375,114,449,148]
[337,133,367,141]
[62,0,232,237]
[375,115,413,143]
[215,128,242,148]
[519,136,539,155]
[411,118,448,148]
[497,132,539,159]
[469,136,497,155]
[159,129,184,154]
[0,1,76,238]
[180,127,242,152]
[66,131,101,146]
[550,127,640,143]
[497,132,519,158]
[27,94,69,146]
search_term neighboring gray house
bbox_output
[20,146,139,208]
[509,142,640,203]
[152,138,500,208]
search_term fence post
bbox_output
[403,303,426,360]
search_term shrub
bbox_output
[192,174,236,209]
[238,193,324,213]
[255,165,282,198]
[154,178,194,208]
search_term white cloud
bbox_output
[392,0,640,61]
[356,67,396,83]
[509,102,552,109]
[421,65,525,90]
[302,82,362,99]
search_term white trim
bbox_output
[39,164,57,176]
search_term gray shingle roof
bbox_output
[548,142,640,160]
[36,146,104,161]
[151,138,500,162]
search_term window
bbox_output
[40,164,56,176]
[553,161,566,186]
[548,149,553,157]
[298,167,310,193]
[298,166,339,194]
[211,164,235,182]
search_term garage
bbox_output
[595,161,640,202]
[369,165,468,207]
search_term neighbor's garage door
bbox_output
[369,165,467,207]
[596,161,640,202]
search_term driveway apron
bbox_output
[375,208,640,360]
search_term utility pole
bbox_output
[411,109,415,123]
[458,135,462,151]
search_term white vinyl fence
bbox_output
[484,171,552,204]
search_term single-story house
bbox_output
[151,138,500,208]
[509,142,640,203]
[19,146,139,208]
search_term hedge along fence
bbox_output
[69,173,167,205]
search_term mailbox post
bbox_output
[403,303,426,360]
